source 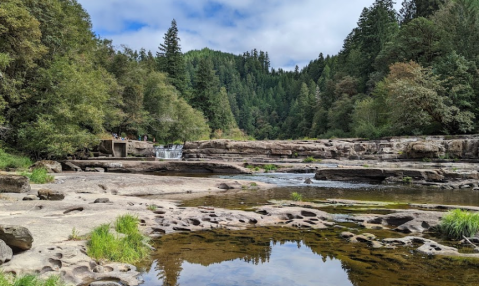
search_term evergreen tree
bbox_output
[157,19,188,96]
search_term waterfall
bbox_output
[155,144,183,159]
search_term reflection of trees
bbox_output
[145,227,479,286]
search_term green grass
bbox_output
[0,149,32,170]
[263,164,277,172]
[0,272,64,286]
[302,156,322,163]
[437,209,479,239]
[147,204,157,211]
[291,192,303,202]
[20,168,54,184]
[402,176,413,184]
[87,214,150,263]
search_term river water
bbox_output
[138,173,479,286]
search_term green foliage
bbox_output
[21,168,54,184]
[68,227,82,241]
[291,192,303,202]
[438,209,479,239]
[87,214,150,263]
[147,204,157,211]
[402,176,413,184]
[0,272,64,286]
[0,149,32,170]
[262,164,277,172]
[302,157,321,163]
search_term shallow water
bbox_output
[139,173,479,285]
[137,227,479,286]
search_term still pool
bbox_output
[137,227,479,286]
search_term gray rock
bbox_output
[38,189,65,201]
[30,160,62,173]
[94,198,110,204]
[23,195,39,201]
[0,239,12,264]
[0,225,34,251]
[90,282,122,286]
[85,167,105,173]
[0,175,31,193]
[217,182,243,190]
[62,161,82,172]
[304,178,313,184]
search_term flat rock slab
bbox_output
[0,225,33,251]
[315,167,445,183]
[0,175,30,193]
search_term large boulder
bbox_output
[30,160,62,173]
[0,239,12,264]
[0,175,30,193]
[38,189,65,201]
[0,225,33,251]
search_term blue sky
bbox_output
[77,0,402,70]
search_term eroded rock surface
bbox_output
[0,240,12,264]
[0,175,30,193]
[30,161,62,173]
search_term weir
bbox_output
[155,145,183,159]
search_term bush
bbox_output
[0,149,32,170]
[263,164,277,172]
[87,214,150,263]
[438,209,479,239]
[21,168,54,184]
[291,192,303,202]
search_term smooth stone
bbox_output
[38,189,65,201]
[0,239,13,264]
[0,225,34,251]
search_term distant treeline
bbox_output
[1,0,478,158]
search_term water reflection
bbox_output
[138,227,479,286]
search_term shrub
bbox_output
[0,149,32,170]
[402,176,413,184]
[438,209,479,239]
[302,157,321,163]
[291,192,303,202]
[263,164,277,172]
[21,168,54,184]
[87,214,150,263]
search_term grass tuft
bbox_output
[438,209,479,239]
[302,156,321,163]
[87,214,150,263]
[291,192,303,202]
[21,168,54,184]
[263,164,277,172]
[0,149,32,170]
[0,272,64,286]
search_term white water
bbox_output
[155,145,183,159]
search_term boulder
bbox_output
[23,195,39,201]
[217,182,243,190]
[94,198,110,203]
[0,175,30,193]
[0,225,33,251]
[38,189,65,201]
[30,160,62,173]
[304,178,313,184]
[0,239,12,264]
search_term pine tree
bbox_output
[157,19,188,95]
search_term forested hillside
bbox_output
[1,0,478,158]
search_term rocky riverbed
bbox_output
[2,135,479,286]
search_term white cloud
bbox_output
[78,0,401,70]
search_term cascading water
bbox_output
[155,144,183,159]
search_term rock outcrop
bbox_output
[30,160,62,173]
[182,136,479,161]
[38,189,65,201]
[0,175,30,193]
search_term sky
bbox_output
[77,0,402,70]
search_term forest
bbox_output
[1,0,478,158]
